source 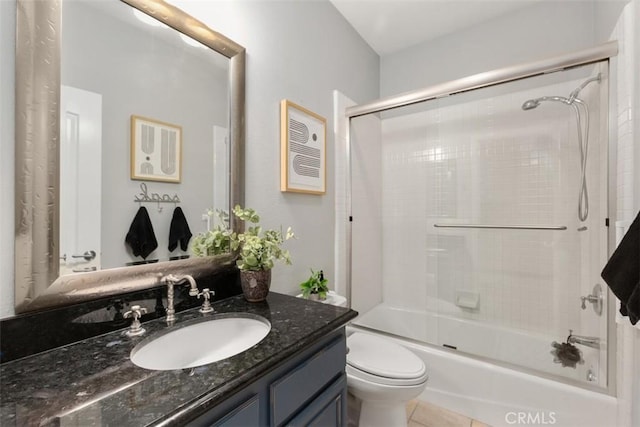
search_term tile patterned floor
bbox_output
[347,394,491,427]
[406,399,491,427]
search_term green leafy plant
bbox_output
[191,209,232,257]
[192,205,295,271]
[230,205,295,271]
[299,269,329,299]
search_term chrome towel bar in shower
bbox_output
[433,224,567,231]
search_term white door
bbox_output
[212,125,229,227]
[60,85,102,275]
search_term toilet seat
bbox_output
[346,364,428,387]
[347,332,428,386]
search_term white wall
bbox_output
[380,1,625,97]
[0,0,379,318]
[0,0,15,319]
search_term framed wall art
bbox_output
[280,100,326,194]
[130,115,182,183]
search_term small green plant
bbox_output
[191,209,231,257]
[192,205,295,271]
[299,269,329,300]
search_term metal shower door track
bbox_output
[346,41,617,118]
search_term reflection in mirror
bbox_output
[15,0,245,313]
[60,0,229,272]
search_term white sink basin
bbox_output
[130,314,271,370]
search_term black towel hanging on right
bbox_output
[168,206,192,252]
[601,210,640,325]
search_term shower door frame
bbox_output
[345,41,618,395]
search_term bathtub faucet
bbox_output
[568,333,600,349]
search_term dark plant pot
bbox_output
[240,269,272,302]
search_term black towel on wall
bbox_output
[168,207,192,252]
[601,210,640,325]
[125,206,158,259]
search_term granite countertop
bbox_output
[0,292,357,426]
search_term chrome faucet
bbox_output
[197,288,215,313]
[161,274,199,324]
[123,305,147,337]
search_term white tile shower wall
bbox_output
[379,77,603,339]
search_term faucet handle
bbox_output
[124,305,147,318]
[579,284,603,316]
[197,288,215,313]
[123,305,147,337]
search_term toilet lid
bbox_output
[347,332,426,380]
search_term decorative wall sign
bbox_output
[131,115,182,183]
[280,100,326,194]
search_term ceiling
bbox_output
[329,0,543,56]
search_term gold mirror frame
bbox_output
[14,0,245,313]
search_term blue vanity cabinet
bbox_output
[211,395,261,426]
[284,375,347,426]
[187,328,348,427]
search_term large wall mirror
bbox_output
[15,0,245,313]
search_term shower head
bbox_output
[523,74,601,111]
[521,99,541,110]
[521,96,571,111]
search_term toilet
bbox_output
[346,332,428,426]
[303,292,428,426]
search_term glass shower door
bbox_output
[349,60,610,388]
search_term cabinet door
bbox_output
[285,375,347,427]
[271,336,346,425]
[212,395,260,427]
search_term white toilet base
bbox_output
[347,369,426,427]
[359,400,407,427]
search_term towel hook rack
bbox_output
[133,183,180,212]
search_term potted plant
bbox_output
[194,205,294,302]
[299,269,329,301]
[231,205,295,301]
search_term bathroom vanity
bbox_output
[0,292,357,426]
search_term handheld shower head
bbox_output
[519,82,595,223]
[521,96,570,111]
[521,99,540,110]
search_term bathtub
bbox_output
[349,304,617,427]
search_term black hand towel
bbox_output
[601,211,640,325]
[168,207,192,252]
[125,206,158,259]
